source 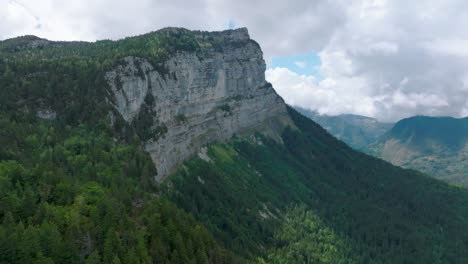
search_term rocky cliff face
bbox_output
[105,28,289,180]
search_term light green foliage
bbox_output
[0,114,233,263]
[261,205,358,264]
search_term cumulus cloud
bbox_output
[1,0,468,121]
[266,67,376,117]
[0,0,346,56]
[268,0,468,121]
[294,61,307,69]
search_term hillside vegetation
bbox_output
[1,30,468,263]
[370,116,468,185]
[164,108,468,263]
[295,107,392,150]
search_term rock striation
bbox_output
[105,28,289,180]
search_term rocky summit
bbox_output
[0,28,290,180]
[105,28,289,179]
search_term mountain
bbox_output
[1,28,468,264]
[369,116,468,185]
[297,109,468,186]
[295,107,393,149]
[0,28,289,181]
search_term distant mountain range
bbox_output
[295,107,393,150]
[369,116,468,185]
[296,107,468,185]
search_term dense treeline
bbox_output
[0,29,202,127]
[0,114,234,263]
[0,29,199,61]
[0,28,250,136]
[0,29,249,264]
[257,205,359,264]
[165,107,468,263]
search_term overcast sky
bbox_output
[2,0,468,121]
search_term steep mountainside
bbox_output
[295,107,393,150]
[0,28,289,181]
[370,116,468,185]
[1,29,468,264]
[164,108,468,263]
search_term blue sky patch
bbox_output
[268,52,321,78]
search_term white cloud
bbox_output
[0,0,346,57]
[279,0,468,121]
[2,0,468,121]
[294,61,307,69]
[0,0,39,38]
[423,39,468,57]
[266,67,376,117]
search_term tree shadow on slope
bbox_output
[163,107,468,264]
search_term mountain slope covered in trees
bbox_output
[0,29,468,263]
[164,108,468,263]
[295,107,393,150]
[369,116,468,185]
[296,108,468,186]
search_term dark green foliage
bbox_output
[0,29,199,62]
[164,107,468,263]
[0,30,197,128]
[2,28,468,264]
[131,93,168,141]
[369,116,468,185]
[388,116,468,151]
[217,104,231,113]
[295,106,393,150]
[0,27,254,130]
[175,114,188,123]
[0,56,112,125]
[0,113,234,263]
[0,29,260,263]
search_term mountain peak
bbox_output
[1,27,288,180]
[155,27,250,40]
[0,35,49,52]
[370,115,468,184]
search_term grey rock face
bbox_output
[106,28,288,180]
[36,109,57,120]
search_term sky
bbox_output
[1,0,468,122]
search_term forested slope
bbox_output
[370,116,468,185]
[0,114,235,263]
[164,108,468,263]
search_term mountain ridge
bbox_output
[0,27,291,180]
[382,115,468,150]
[295,107,393,150]
[296,108,468,185]
[370,115,468,185]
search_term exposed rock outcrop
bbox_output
[106,28,290,180]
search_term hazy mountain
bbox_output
[297,107,468,185]
[369,116,468,185]
[295,107,393,150]
[1,29,467,263]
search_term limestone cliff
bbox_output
[105,28,289,180]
